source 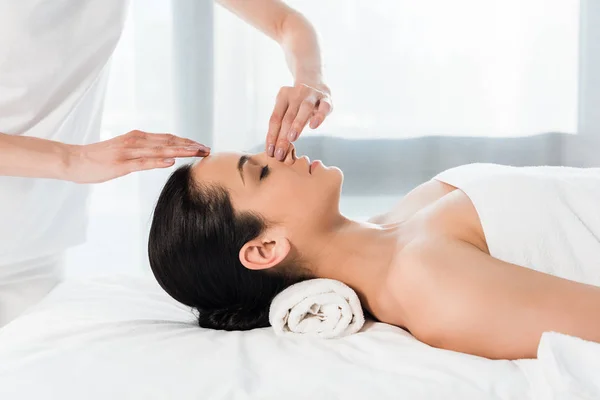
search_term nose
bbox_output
[283,144,297,165]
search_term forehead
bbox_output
[191,152,242,185]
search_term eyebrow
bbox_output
[237,155,250,185]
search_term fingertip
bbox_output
[287,129,299,142]
[275,144,289,161]
[309,118,320,129]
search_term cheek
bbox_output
[239,173,337,222]
[257,181,312,219]
[241,183,299,220]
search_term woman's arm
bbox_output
[0,132,73,180]
[0,131,209,183]
[217,0,332,160]
[403,240,600,359]
[217,0,324,86]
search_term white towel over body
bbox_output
[435,164,600,286]
[269,278,365,339]
[516,332,600,400]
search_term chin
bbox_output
[325,167,344,202]
[320,164,342,177]
[331,166,344,186]
[318,163,341,179]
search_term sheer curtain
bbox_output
[216,0,579,146]
[66,0,593,277]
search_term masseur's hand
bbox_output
[266,82,332,161]
[67,130,210,183]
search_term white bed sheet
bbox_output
[0,275,532,400]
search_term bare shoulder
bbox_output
[374,238,458,332]
[384,238,600,359]
[368,179,457,225]
[381,238,495,348]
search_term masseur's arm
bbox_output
[405,240,600,359]
[217,0,333,160]
[0,131,209,183]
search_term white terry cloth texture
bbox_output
[269,278,365,338]
[434,164,600,286]
[0,275,530,400]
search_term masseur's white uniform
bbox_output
[0,0,128,326]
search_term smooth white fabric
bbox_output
[269,278,365,339]
[0,0,128,266]
[0,275,530,400]
[0,253,64,327]
[434,163,600,286]
[516,332,600,400]
[0,0,128,326]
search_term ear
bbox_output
[239,229,291,271]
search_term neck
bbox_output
[302,216,404,309]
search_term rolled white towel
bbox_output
[269,278,365,339]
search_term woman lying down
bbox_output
[148,145,600,360]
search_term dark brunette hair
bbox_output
[148,164,309,331]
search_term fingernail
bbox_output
[310,119,320,129]
[268,144,275,157]
[163,158,175,163]
[185,145,202,151]
[288,130,298,142]
[275,148,284,161]
[191,142,210,150]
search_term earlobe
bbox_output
[239,235,291,271]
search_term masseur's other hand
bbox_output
[67,130,210,183]
[266,82,332,161]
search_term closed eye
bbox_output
[260,165,270,180]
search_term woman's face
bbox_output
[191,147,344,236]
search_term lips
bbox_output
[310,160,321,173]
[300,155,318,174]
[304,156,312,174]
